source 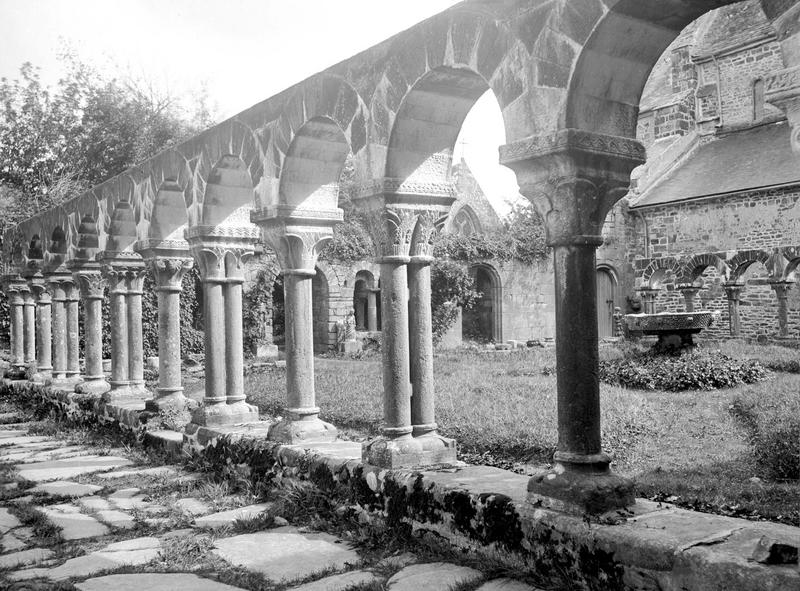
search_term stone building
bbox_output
[599,0,800,341]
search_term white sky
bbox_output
[0,0,520,214]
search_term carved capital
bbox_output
[362,207,420,260]
[410,210,447,259]
[30,278,52,305]
[148,257,194,291]
[75,271,106,299]
[723,283,744,301]
[770,280,794,299]
[261,227,332,272]
[501,129,644,247]
[189,243,254,282]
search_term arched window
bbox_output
[451,205,480,237]
[753,78,765,121]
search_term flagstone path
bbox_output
[0,411,544,591]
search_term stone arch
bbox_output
[564,0,750,137]
[105,199,138,253]
[641,256,679,289]
[278,116,351,211]
[677,253,730,287]
[352,269,381,332]
[147,179,191,242]
[74,214,101,260]
[27,235,43,261]
[385,66,491,185]
[463,262,502,343]
[140,150,193,241]
[728,249,772,283]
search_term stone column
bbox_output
[501,129,643,514]
[366,289,378,331]
[22,286,36,372]
[30,279,52,383]
[6,280,26,377]
[74,271,110,395]
[770,281,794,338]
[724,283,743,337]
[141,254,196,416]
[679,286,700,313]
[126,266,148,396]
[48,277,69,383]
[64,279,82,386]
[408,212,455,461]
[257,230,337,443]
[187,229,259,428]
[100,264,130,400]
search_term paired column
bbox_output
[126,268,147,396]
[724,283,743,336]
[22,286,36,373]
[770,281,794,337]
[187,232,259,428]
[73,270,110,395]
[4,278,26,378]
[30,278,52,383]
[100,262,131,400]
[501,128,643,514]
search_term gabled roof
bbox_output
[631,122,800,209]
[692,0,773,60]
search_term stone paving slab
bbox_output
[10,536,161,581]
[194,503,272,529]
[96,509,136,529]
[212,527,361,582]
[476,578,543,591]
[0,507,22,532]
[94,465,181,480]
[16,456,134,481]
[0,547,54,569]
[387,563,484,591]
[42,507,110,540]
[31,480,103,497]
[0,436,52,446]
[176,497,210,516]
[1,530,28,551]
[75,573,250,591]
[287,570,381,591]
[0,429,29,438]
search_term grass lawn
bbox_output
[190,341,799,526]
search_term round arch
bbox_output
[463,262,502,343]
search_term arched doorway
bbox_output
[596,268,616,338]
[463,264,502,343]
[353,270,379,331]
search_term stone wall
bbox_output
[496,259,556,342]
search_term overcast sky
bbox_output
[0,0,519,213]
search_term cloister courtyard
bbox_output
[2,0,800,589]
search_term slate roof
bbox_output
[631,122,800,209]
[692,0,773,60]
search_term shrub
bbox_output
[430,260,480,344]
[731,383,800,481]
[599,349,767,391]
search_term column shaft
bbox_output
[109,284,130,391]
[65,285,80,380]
[224,278,245,404]
[36,294,53,376]
[23,294,36,366]
[367,290,378,331]
[283,271,316,411]
[51,285,67,379]
[202,279,227,406]
[408,261,435,436]
[83,296,105,380]
[553,244,602,459]
[127,288,145,391]
[11,296,24,368]
[380,260,412,438]
[156,287,183,399]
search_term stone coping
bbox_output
[4,380,799,591]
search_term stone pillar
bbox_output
[126,266,147,396]
[366,289,378,332]
[48,277,69,383]
[73,271,110,395]
[256,229,338,443]
[100,264,130,400]
[22,287,36,371]
[501,129,643,514]
[724,283,743,337]
[770,281,794,338]
[679,286,700,313]
[187,228,259,428]
[4,279,26,377]
[139,253,196,416]
[408,212,455,461]
[64,279,82,386]
[30,279,52,383]
[638,288,659,314]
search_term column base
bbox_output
[75,378,111,396]
[191,401,259,427]
[4,367,27,380]
[527,454,635,515]
[268,415,338,444]
[46,375,83,389]
[363,434,453,469]
[29,369,52,385]
[144,393,198,430]
[102,385,146,403]
[414,432,458,464]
